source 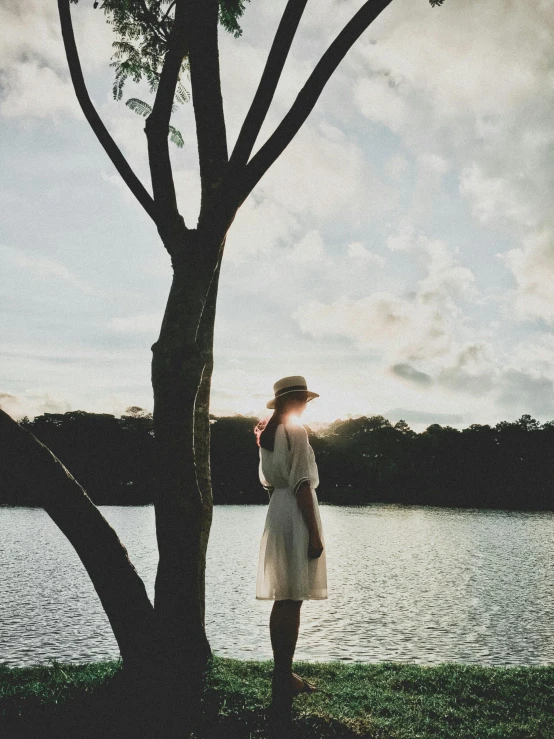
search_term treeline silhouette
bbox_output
[2,409,554,509]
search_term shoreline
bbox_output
[2,657,554,738]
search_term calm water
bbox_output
[2,504,554,667]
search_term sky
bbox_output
[1,0,554,430]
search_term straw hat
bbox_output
[266,375,319,409]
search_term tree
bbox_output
[1,0,445,734]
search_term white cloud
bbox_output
[294,291,452,362]
[354,74,408,133]
[0,0,115,120]
[418,153,449,175]
[257,120,392,222]
[417,237,475,303]
[386,221,416,252]
[0,245,96,294]
[436,344,497,396]
[0,61,80,119]
[459,164,535,229]
[224,196,298,262]
[347,242,385,267]
[355,0,549,121]
[0,390,71,420]
[496,369,554,418]
[287,230,329,265]
[504,229,554,323]
[108,314,161,333]
[293,229,477,372]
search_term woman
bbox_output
[255,375,327,722]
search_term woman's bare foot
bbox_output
[291,672,316,694]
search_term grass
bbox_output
[1,657,554,738]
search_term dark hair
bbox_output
[255,391,308,451]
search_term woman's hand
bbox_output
[308,533,324,559]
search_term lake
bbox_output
[1,504,554,667]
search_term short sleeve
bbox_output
[288,426,312,495]
[259,450,274,493]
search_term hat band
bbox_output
[274,385,307,398]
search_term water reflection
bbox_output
[1,504,554,667]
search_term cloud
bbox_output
[345,0,554,331]
[0,390,71,420]
[224,196,299,262]
[503,229,554,323]
[293,229,474,363]
[0,245,96,295]
[386,221,416,252]
[293,291,452,361]
[108,313,161,333]
[257,120,392,222]
[389,363,433,387]
[0,61,80,119]
[417,237,475,303]
[287,230,330,265]
[436,344,497,396]
[354,73,408,133]
[0,0,114,121]
[355,0,549,121]
[385,407,465,428]
[347,242,385,267]
[496,370,554,418]
[459,164,535,229]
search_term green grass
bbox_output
[2,657,554,738]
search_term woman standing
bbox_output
[255,375,327,728]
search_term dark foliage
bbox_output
[3,411,553,509]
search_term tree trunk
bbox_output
[0,409,156,670]
[150,230,222,734]
[194,254,222,621]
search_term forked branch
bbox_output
[228,0,309,172]
[58,0,157,224]
[237,0,394,205]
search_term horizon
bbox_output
[15,403,551,436]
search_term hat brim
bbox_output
[266,390,319,410]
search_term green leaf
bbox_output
[126,98,184,148]
[89,0,249,106]
[125,97,152,117]
[168,125,184,149]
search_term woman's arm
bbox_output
[296,481,324,559]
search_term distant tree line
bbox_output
[1,410,553,509]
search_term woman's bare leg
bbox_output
[270,599,302,677]
[269,600,315,699]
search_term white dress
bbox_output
[256,423,328,601]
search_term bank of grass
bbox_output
[1,657,554,738]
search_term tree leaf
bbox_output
[168,125,184,149]
[125,97,153,117]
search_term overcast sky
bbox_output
[1,0,553,429]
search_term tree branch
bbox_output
[139,0,169,43]
[228,0,308,173]
[161,0,177,27]
[145,0,189,241]
[237,0,394,205]
[187,0,228,228]
[58,0,157,224]
[0,410,156,668]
